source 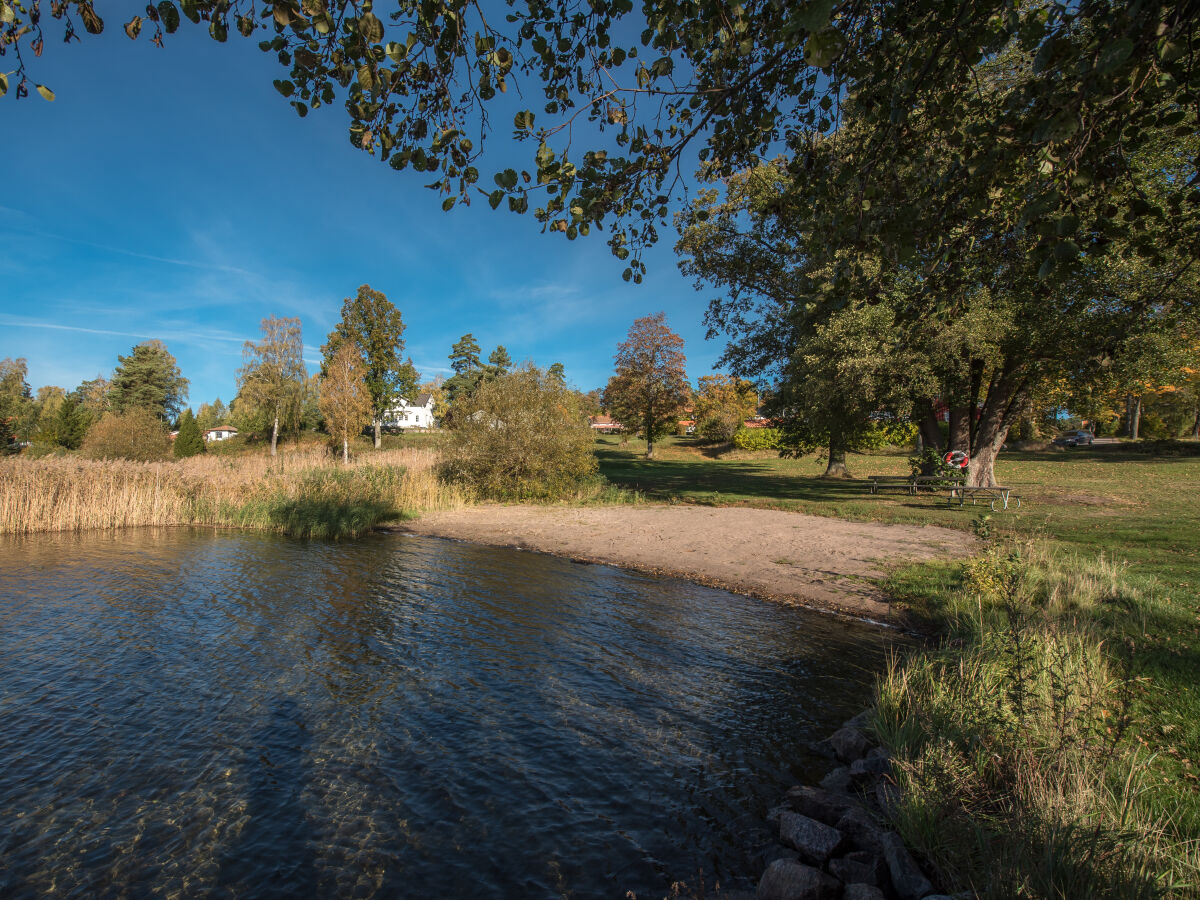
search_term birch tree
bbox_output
[238,316,306,456]
[319,341,372,464]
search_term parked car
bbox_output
[1052,430,1095,447]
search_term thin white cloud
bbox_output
[0,225,256,277]
[0,314,249,349]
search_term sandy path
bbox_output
[397,505,973,620]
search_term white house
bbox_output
[204,425,238,442]
[383,393,437,430]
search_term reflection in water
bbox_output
[0,528,900,898]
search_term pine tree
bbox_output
[109,341,189,422]
[173,408,206,458]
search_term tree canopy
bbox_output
[7,2,1194,284]
[604,312,689,458]
[322,284,416,447]
[109,340,188,422]
[239,315,307,455]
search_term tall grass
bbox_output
[0,446,465,538]
[876,543,1200,898]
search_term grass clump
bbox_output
[0,446,464,538]
[877,544,1200,898]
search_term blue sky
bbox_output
[0,21,726,408]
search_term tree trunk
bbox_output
[342,437,349,464]
[1192,404,1199,439]
[948,405,970,452]
[915,399,942,445]
[270,412,279,456]
[823,434,851,478]
[966,369,1027,488]
[644,406,655,458]
[373,418,381,449]
[1131,395,1142,440]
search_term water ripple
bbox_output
[0,528,901,898]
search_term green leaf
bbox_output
[442,196,456,212]
[1096,38,1133,74]
[358,64,374,91]
[385,41,407,62]
[157,2,180,34]
[209,18,227,42]
[488,190,503,209]
[513,110,535,131]
[804,27,845,69]
[36,84,55,102]
[273,79,295,97]
[794,0,834,32]
[179,0,200,23]
[359,12,384,43]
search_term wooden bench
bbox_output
[946,485,1021,511]
[868,475,965,495]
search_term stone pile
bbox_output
[753,713,958,900]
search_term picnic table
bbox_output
[946,485,1021,511]
[868,474,965,495]
[868,474,1020,510]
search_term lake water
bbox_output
[0,529,899,898]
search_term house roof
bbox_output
[203,425,238,435]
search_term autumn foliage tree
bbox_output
[319,341,373,464]
[693,375,759,443]
[603,313,688,459]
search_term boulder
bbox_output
[878,831,934,900]
[777,811,846,865]
[843,709,874,730]
[756,859,841,900]
[818,726,872,763]
[872,780,901,817]
[843,886,887,900]
[835,806,885,854]
[828,850,885,887]
[783,785,860,826]
[819,766,852,793]
[849,754,891,779]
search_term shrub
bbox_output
[733,426,782,451]
[173,409,206,458]
[858,420,918,449]
[81,409,172,461]
[440,363,597,499]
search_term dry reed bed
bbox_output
[0,447,462,535]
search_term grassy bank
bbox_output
[597,436,1200,895]
[0,445,465,538]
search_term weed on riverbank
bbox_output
[0,447,464,538]
[879,544,1200,897]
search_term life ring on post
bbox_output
[943,450,970,469]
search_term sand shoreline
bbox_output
[392,504,974,622]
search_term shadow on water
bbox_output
[217,697,317,896]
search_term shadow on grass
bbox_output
[597,447,878,504]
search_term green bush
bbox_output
[858,420,918,449]
[81,409,172,461]
[733,426,782,450]
[173,409,206,458]
[440,363,597,500]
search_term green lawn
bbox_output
[596,434,1200,855]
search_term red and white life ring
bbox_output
[944,450,970,469]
